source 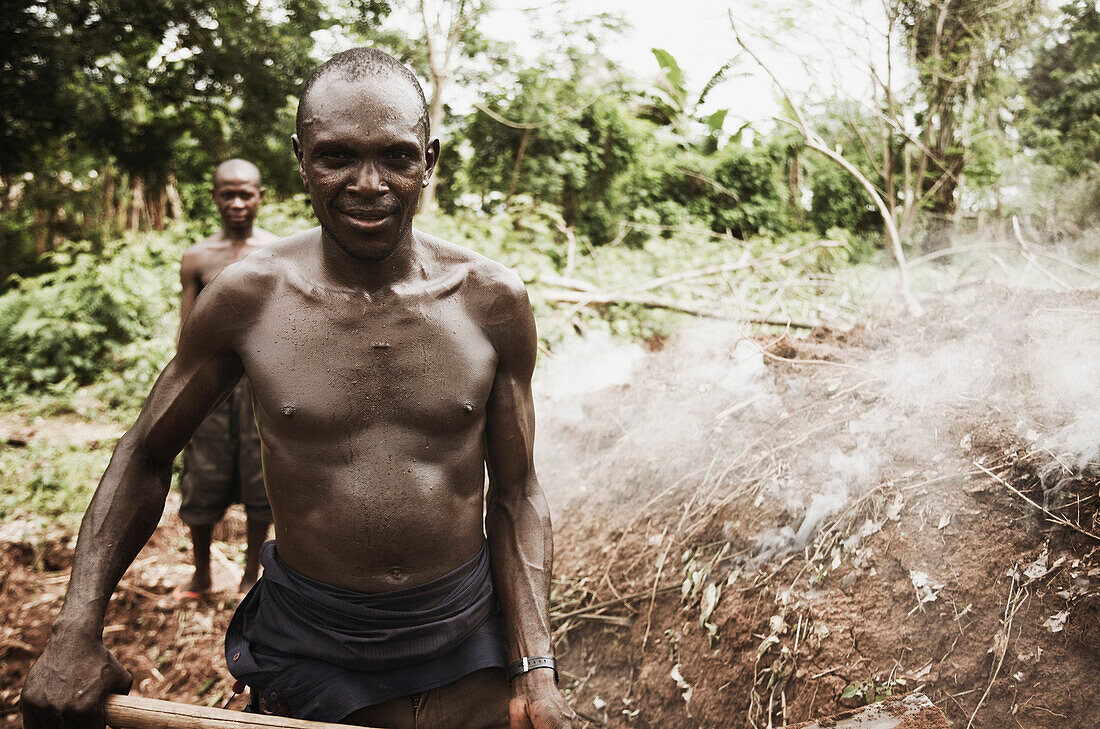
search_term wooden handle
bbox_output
[103,695,377,729]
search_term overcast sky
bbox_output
[479,0,894,128]
[309,0,897,136]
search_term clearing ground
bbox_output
[1,284,1098,729]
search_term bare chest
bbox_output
[239,291,497,435]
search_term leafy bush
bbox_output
[0,441,111,527]
[0,226,186,400]
[808,162,881,235]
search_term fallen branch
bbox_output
[552,583,680,622]
[631,239,843,294]
[975,461,1100,541]
[547,290,816,328]
[1012,216,1074,291]
[611,220,745,244]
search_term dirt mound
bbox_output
[546,286,1100,727]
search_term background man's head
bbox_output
[212,159,264,233]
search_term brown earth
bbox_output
[548,291,1100,729]
[1,288,1098,729]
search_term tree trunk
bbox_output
[166,173,184,220]
[787,148,801,207]
[505,128,531,203]
[128,177,147,231]
[419,72,447,211]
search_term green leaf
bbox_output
[704,109,729,132]
[651,48,686,102]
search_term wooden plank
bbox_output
[103,695,378,729]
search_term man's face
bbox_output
[213,177,263,232]
[293,74,438,261]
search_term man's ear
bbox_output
[258,186,266,202]
[292,134,308,188]
[424,138,441,182]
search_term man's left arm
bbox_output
[483,275,576,729]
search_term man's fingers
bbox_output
[38,703,65,729]
[69,702,106,729]
[111,664,134,696]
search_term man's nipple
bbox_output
[280,403,297,417]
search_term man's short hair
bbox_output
[296,48,431,145]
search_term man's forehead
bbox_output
[214,176,262,190]
[300,74,424,140]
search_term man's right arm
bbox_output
[20,272,254,729]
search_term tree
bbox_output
[895,0,1040,246]
[640,48,733,151]
[1025,1,1100,175]
[461,65,640,245]
[1,0,387,282]
[351,0,507,210]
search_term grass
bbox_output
[0,439,113,530]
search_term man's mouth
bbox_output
[340,208,393,221]
[338,207,397,231]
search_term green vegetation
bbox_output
[0,440,113,529]
[2,0,1100,527]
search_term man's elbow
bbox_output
[112,431,175,489]
[488,475,550,520]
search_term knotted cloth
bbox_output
[226,540,508,721]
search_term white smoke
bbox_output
[534,287,1099,558]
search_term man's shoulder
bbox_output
[418,230,526,299]
[252,226,280,244]
[203,229,318,302]
[180,236,221,265]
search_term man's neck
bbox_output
[317,228,423,292]
[221,222,255,245]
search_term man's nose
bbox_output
[229,196,246,208]
[348,162,387,195]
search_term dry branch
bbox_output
[728,12,922,317]
[546,290,817,328]
[975,462,1100,541]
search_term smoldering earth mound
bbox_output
[1,284,1097,729]
[542,284,1100,728]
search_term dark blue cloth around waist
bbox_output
[225,540,509,722]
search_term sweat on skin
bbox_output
[20,50,576,729]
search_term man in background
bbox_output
[175,159,277,598]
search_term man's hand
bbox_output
[21,631,132,729]
[508,670,577,729]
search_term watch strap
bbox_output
[505,655,558,684]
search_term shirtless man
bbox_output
[177,160,277,598]
[20,48,576,729]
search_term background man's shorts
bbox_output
[179,377,271,526]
